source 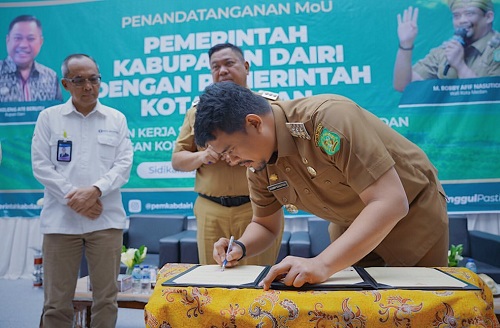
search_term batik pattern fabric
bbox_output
[145,263,499,328]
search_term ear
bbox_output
[61,79,70,91]
[486,11,494,24]
[244,61,250,75]
[245,114,263,132]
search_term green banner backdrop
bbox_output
[0,0,499,217]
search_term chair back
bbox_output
[449,216,471,257]
[308,217,331,257]
[127,214,187,254]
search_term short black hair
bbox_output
[61,54,100,77]
[8,15,42,34]
[208,43,245,61]
[194,82,271,147]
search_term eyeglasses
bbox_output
[64,76,101,86]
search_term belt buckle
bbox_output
[220,196,231,207]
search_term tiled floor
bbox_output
[0,278,145,328]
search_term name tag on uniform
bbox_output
[267,181,289,192]
[57,140,72,162]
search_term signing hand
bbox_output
[397,6,419,48]
[213,237,243,268]
[258,256,331,290]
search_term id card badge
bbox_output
[57,140,72,162]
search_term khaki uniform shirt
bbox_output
[248,94,448,265]
[414,30,500,79]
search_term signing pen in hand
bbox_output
[221,236,234,271]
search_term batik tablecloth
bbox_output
[145,263,499,327]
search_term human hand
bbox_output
[80,198,103,220]
[65,186,101,214]
[397,6,419,48]
[443,39,465,71]
[200,147,220,165]
[258,256,331,290]
[221,152,239,166]
[213,237,243,268]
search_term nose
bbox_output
[219,65,229,75]
[458,15,468,24]
[227,153,240,163]
[82,79,95,88]
[454,12,471,24]
[18,37,29,48]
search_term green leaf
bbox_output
[133,249,141,264]
[448,244,464,267]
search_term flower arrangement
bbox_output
[121,245,147,274]
[448,244,463,267]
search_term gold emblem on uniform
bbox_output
[269,174,278,182]
[494,48,500,62]
[286,123,311,140]
[314,123,341,156]
[307,166,317,177]
[284,204,298,214]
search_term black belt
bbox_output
[198,193,250,207]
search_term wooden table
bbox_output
[73,276,150,328]
[145,264,500,328]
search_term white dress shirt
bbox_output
[31,98,133,234]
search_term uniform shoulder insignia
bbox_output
[257,90,279,101]
[191,96,200,107]
[286,122,311,140]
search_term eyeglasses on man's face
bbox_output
[64,75,101,86]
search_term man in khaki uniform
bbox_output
[194,82,449,290]
[172,43,282,265]
[394,0,499,92]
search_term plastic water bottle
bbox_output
[150,266,158,289]
[141,265,151,294]
[32,251,43,288]
[465,258,477,273]
[131,265,142,294]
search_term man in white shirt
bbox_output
[31,54,133,327]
